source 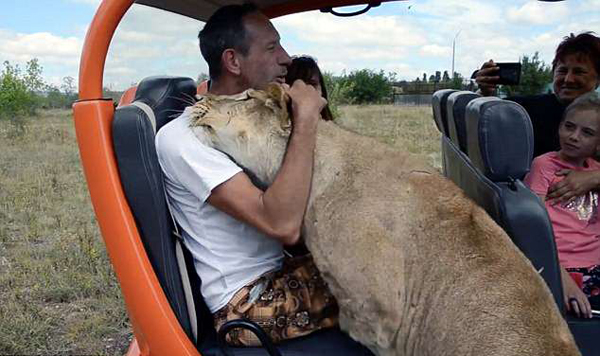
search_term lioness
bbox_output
[189,84,580,356]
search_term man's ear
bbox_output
[221,49,241,76]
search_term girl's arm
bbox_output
[524,156,552,199]
[560,267,592,318]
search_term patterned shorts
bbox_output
[567,265,600,309]
[213,254,339,346]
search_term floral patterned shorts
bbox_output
[213,254,339,346]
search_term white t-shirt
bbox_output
[155,107,284,313]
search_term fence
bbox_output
[393,94,432,106]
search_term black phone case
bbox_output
[496,62,521,85]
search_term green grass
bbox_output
[336,104,441,169]
[0,110,131,355]
[0,105,440,355]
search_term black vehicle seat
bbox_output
[112,76,374,356]
[464,97,563,304]
[112,75,208,345]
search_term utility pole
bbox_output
[451,29,462,79]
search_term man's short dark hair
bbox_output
[198,3,259,80]
[552,31,600,77]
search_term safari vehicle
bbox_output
[73,0,597,355]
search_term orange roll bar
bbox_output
[74,0,200,354]
[78,0,133,100]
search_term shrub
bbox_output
[0,59,45,135]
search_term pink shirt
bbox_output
[524,151,600,269]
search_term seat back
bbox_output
[432,89,459,176]
[432,89,458,136]
[446,91,480,154]
[112,76,213,345]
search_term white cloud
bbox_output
[411,0,504,25]
[0,30,81,65]
[101,4,207,89]
[275,12,426,48]
[0,29,82,88]
[507,2,569,25]
[420,44,452,57]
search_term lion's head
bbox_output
[189,83,291,189]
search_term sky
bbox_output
[1,0,599,91]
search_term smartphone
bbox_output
[496,62,521,85]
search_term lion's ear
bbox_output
[265,83,289,109]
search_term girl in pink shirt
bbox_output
[525,92,600,319]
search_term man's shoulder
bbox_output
[155,107,201,153]
[156,108,191,139]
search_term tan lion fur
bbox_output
[189,84,580,356]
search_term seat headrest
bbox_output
[134,76,197,132]
[446,91,480,154]
[432,89,458,136]
[465,97,533,181]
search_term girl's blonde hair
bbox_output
[563,91,600,122]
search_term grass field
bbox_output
[0,105,439,355]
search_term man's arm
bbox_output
[207,80,325,245]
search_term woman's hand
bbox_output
[561,267,592,318]
[475,60,500,96]
[547,170,600,204]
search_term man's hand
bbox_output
[475,59,500,97]
[561,268,592,319]
[284,80,327,133]
[547,169,600,204]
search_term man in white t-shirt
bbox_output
[155,3,338,346]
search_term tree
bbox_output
[345,69,393,104]
[24,58,45,93]
[44,85,64,109]
[442,70,450,82]
[451,72,465,90]
[422,73,427,83]
[61,76,76,96]
[322,71,354,118]
[197,73,209,84]
[61,76,78,107]
[502,52,552,97]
